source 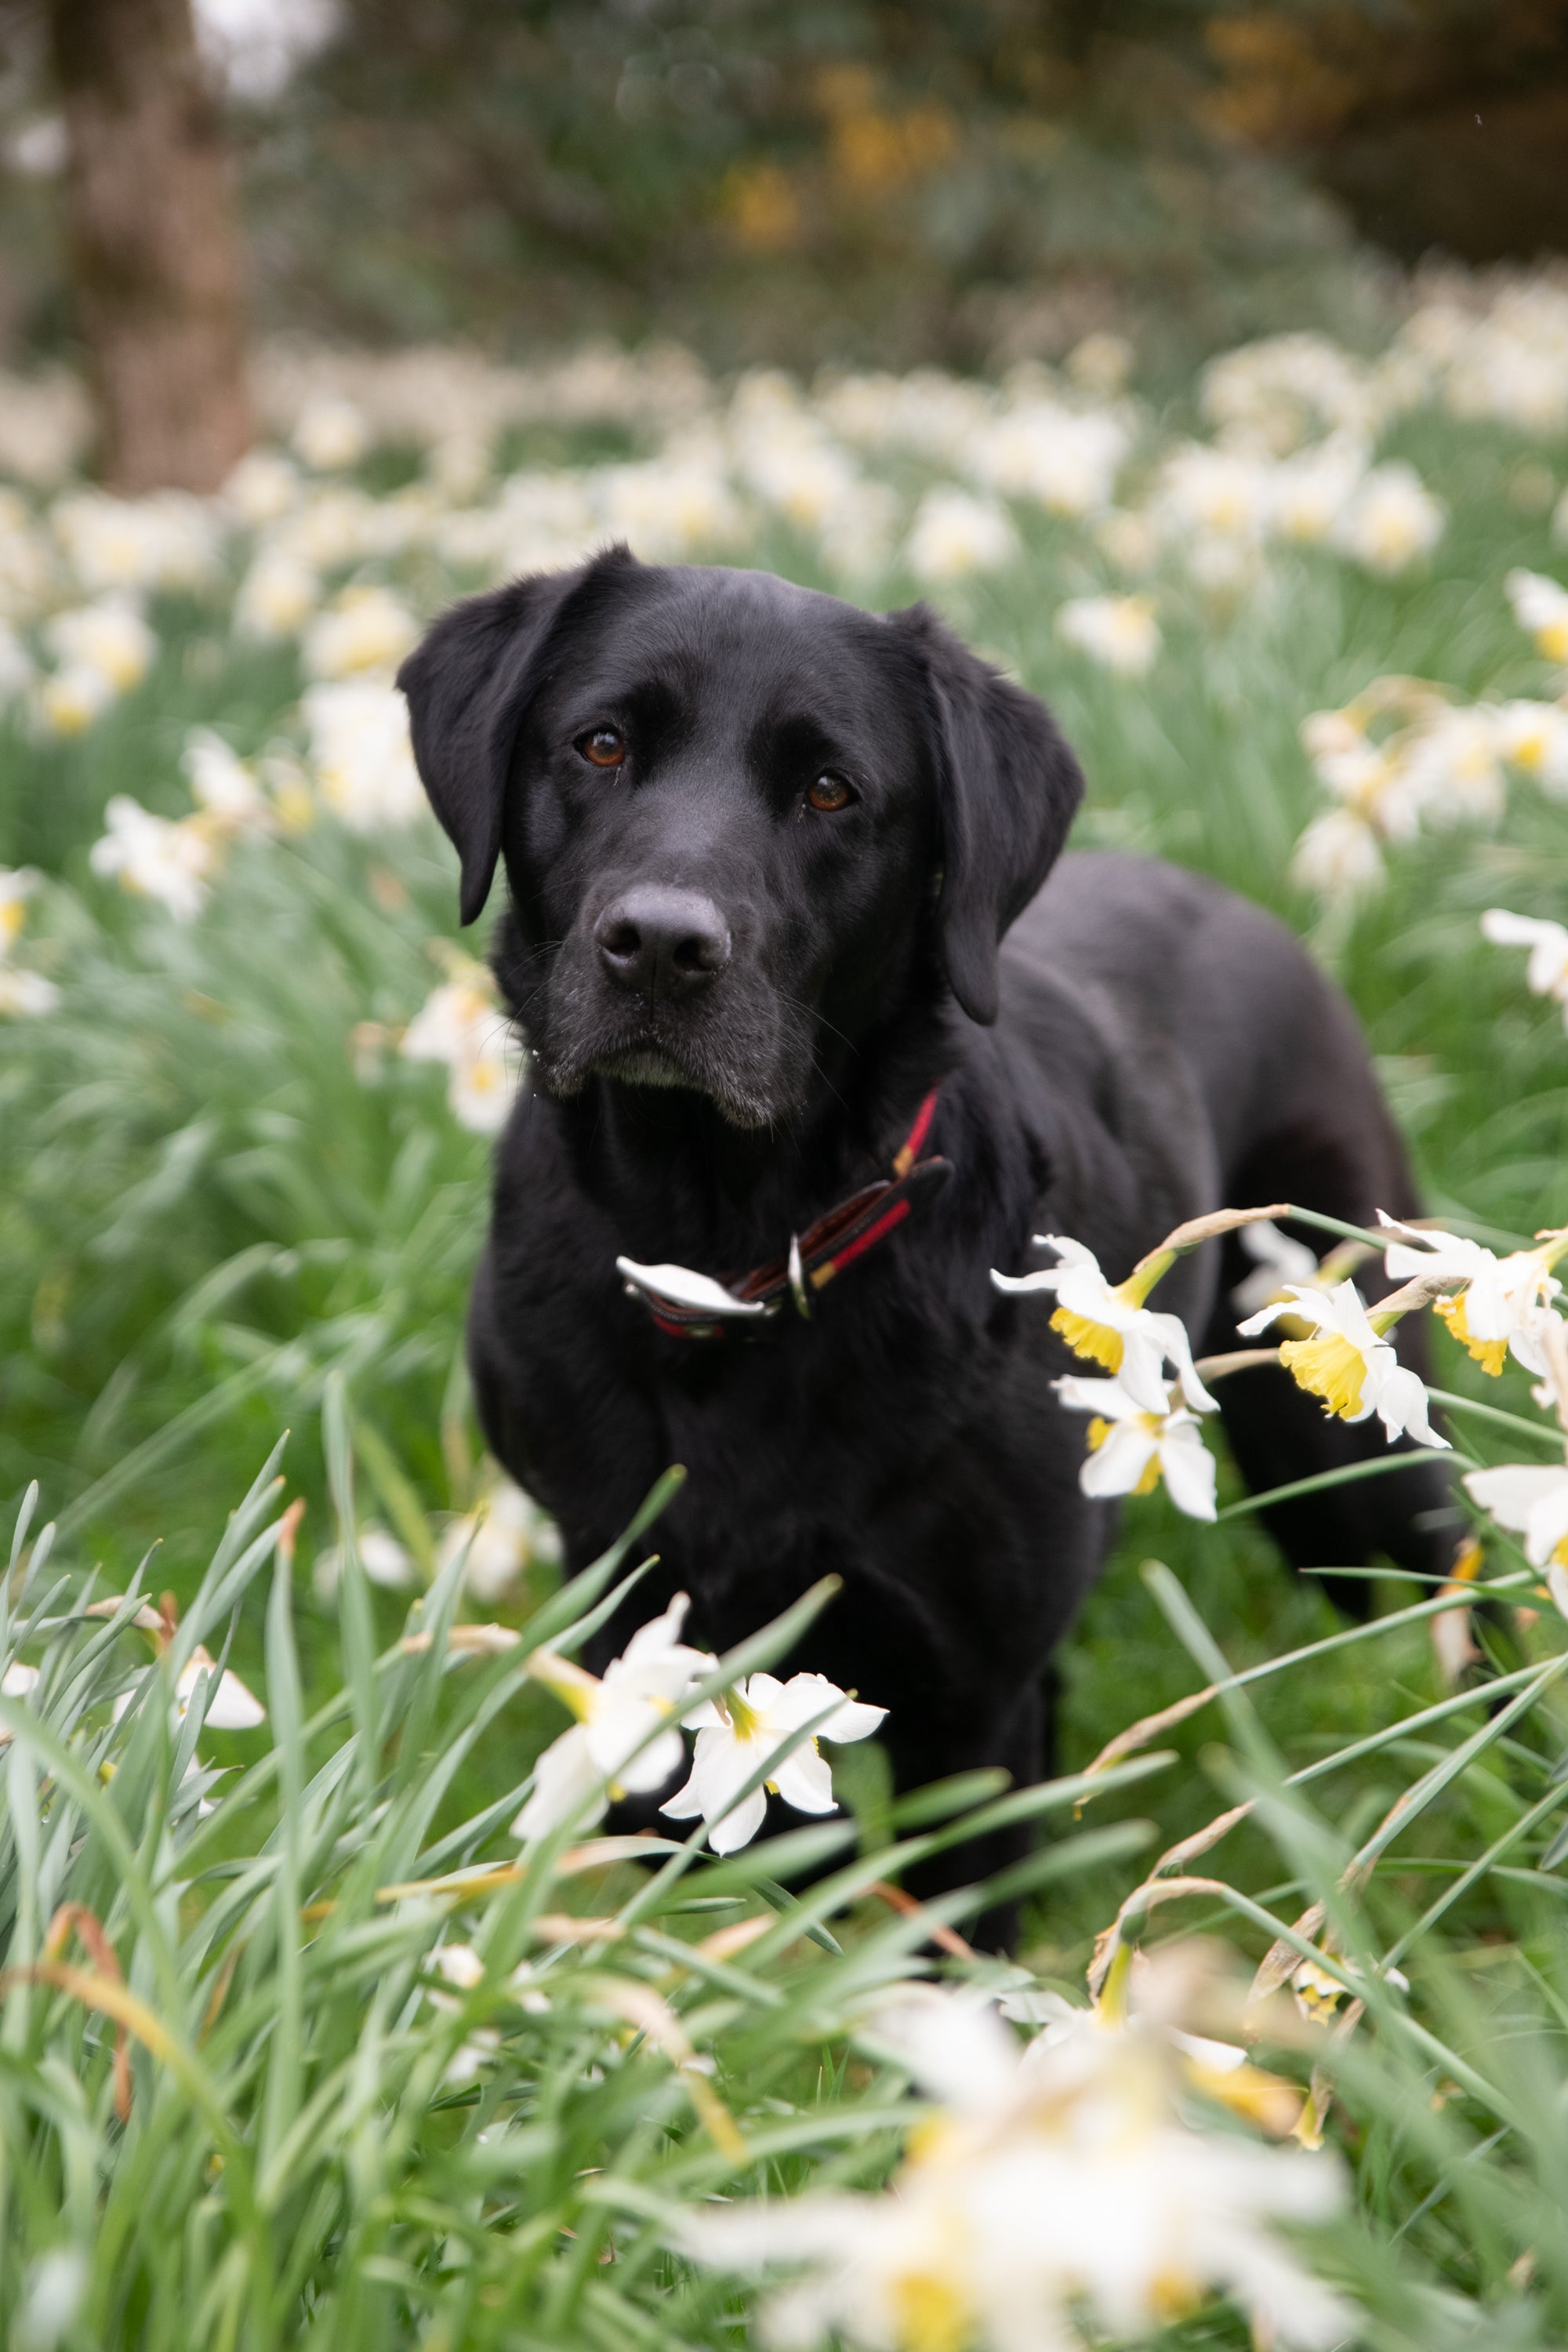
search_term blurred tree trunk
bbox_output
[49,0,252,493]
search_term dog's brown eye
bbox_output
[807,772,854,813]
[578,727,626,769]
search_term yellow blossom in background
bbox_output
[721,162,801,253]
[817,66,956,194]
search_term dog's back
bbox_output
[1011,850,1445,1604]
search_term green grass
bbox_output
[6,352,1568,2343]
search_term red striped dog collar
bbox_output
[617,1087,951,1339]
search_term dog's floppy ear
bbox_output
[889,603,1084,1025]
[397,548,638,925]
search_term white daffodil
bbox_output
[426,432,493,501]
[1266,435,1367,544]
[0,967,60,1017]
[51,490,218,597]
[176,1646,266,1730]
[1055,1374,1218,1520]
[354,1526,419,1589]
[111,1646,266,1738]
[35,663,117,736]
[1055,592,1161,676]
[1463,1464,1568,1572]
[0,874,58,1014]
[905,486,1019,582]
[43,599,157,694]
[662,1670,885,1855]
[1240,1278,1448,1447]
[89,796,216,922]
[1231,1218,1322,1320]
[422,1945,503,2083]
[401,975,522,1135]
[302,583,419,681]
[1483,907,1568,1029]
[993,1236,1217,1414]
[2,1660,40,1698]
[436,1475,561,1603]
[182,730,273,834]
[303,679,425,831]
[0,864,39,954]
[1300,708,1388,805]
[16,2248,87,2352]
[1397,705,1505,829]
[1506,567,1568,666]
[1332,462,1444,574]
[1154,441,1271,546]
[1289,804,1386,901]
[971,402,1130,517]
[222,448,301,527]
[313,1523,418,1602]
[234,547,320,641]
[1094,506,1160,578]
[682,1973,1347,2352]
[1494,699,1568,796]
[1380,1210,1568,1378]
[293,395,370,472]
[512,1595,714,1845]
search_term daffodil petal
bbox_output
[706,1786,769,1855]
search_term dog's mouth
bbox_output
[535,1016,788,1131]
[590,1044,702,1093]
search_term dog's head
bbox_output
[398,549,1083,1127]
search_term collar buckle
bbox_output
[622,1085,949,1341]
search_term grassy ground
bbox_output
[5,315,1568,2342]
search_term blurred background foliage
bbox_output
[2,0,1568,386]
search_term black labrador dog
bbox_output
[397,546,1451,1921]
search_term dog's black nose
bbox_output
[594,887,731,1001]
